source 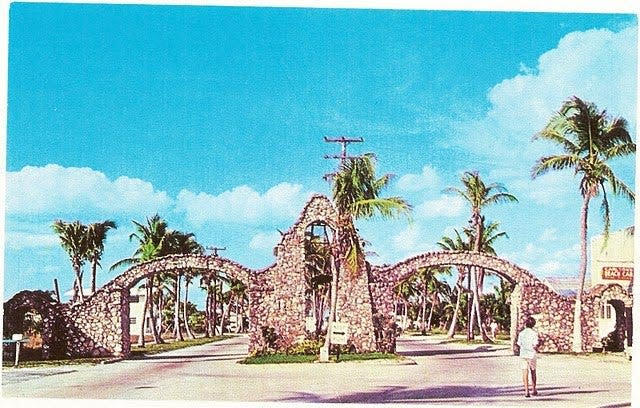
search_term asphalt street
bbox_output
[1,334,634,407]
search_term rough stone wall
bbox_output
[247,194,379,353]
[3,290,68,359]
[368,250,625,353]
[4,194,632,357]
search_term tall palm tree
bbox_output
[394,276,417,330]
[532,96,635,352]
[438,229,469,338]
[324,153,412,352]
[165,230,202,341]
[52,220,89,303]
[86,220,117,294]
[444,171,517,342]
[111,214,170,346]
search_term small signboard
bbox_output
[601,267,633,281]
[330,322,349,345]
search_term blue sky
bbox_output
[2,2,637,303]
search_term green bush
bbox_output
[286,338,324,355]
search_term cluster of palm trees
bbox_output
[51,219,117,303]
[52,214,248,347]
[51,96,633,352]
[391,96,635,349]
[392,171,516,341]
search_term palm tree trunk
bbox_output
[573,195,590,352]
[183,277,195,339]
[322,257,340,352]
[213,280,219,335]
[138,290,148,347]
[221,294,233,334]
[91,260,97,295]
[174,273,183,341]
[472,266,492,342]
[447,283,462,338]
[420,283,428,334]
[73,261,85,303]
[147,277,163,344]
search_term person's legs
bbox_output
[522,368,530,397]
[531,369,537,395]
[530,356,538,395]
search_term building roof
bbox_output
[541,276,588,297]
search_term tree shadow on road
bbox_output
[277,384,607,404]
[126,354,245,362]
[398,345,501,357]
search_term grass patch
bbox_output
[240,352,402,365]
[240,354,318,364]
[129,335,234,359]
[2,356,113,368]
[2,335,234,368]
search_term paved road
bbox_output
[1,334,633,406]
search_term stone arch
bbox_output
[110,254,252,292]
[586,284,633,351]
[3,290,68,359]
[369,250,577,352]
[372,250,532,286]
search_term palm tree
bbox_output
[438,229,469,338]
[52,220,89,303]
[324,153,412,353]
[532,96,635,352]
[394,276,417,331]
[86,220,117,294]
[165,230,202,341]
[111,214,170,346]
[304,226,333,336]
[444,171,517,342]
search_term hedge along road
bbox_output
[1,334,633,407]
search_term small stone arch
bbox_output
[3,290,68,359]
[369,250,577,352]
[586,284,633,351]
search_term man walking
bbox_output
[517,316,539,398]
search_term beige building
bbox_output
[590,226,633,353]
[591,226,634,291]
[128,285,152,343]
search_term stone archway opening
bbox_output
[3,291,68,359]
[600,299,628,352]
[303,221,334,338]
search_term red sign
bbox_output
[601,267,633,281]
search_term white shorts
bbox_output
[520,356,537,370]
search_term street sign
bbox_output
[330,322,349,345]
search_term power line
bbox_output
[206,246,226,257]
[323,136,364,180]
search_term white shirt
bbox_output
[517,327,538,359]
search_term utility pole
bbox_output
[320,136,365,362]
[323,136,364,180]
[206,246,226,257]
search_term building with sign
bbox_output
[591,226,634,291]
[590,226,633,354]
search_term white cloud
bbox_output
[392,224,422,252]
[6,164,173,216]
[538,228,558,242]
[415,195,466,218]
[249,231,282,250]
[5,231,59,250]
[397,165,441,192]
[526,171,576,207]
[452,26,637,161]
[176,183,309,227]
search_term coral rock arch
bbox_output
[3,290,68,359]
